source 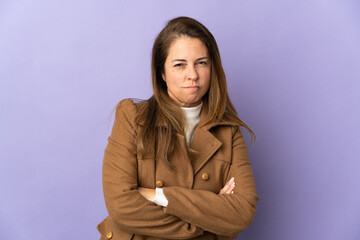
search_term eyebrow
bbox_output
[171,57,209,63]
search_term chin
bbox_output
[181,100,201,107]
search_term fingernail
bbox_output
[230,177,234,181]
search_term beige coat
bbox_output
[97,99,259,240]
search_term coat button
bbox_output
[202,173,209,181]
[106,231,113,239]
[156,180,164,188]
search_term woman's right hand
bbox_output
[219,177,235,195]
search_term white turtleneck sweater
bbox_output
[181,102,203,145]
[152,102,203,207]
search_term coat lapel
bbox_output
[189,105,227,175]
[189,126,222,175]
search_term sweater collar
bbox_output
[181,102,203,124]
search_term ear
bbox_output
[161,73,166,81]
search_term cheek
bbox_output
[165,72,182,87]
[200,71,211,90]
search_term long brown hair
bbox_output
[136,16,255,165]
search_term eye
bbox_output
[197,61,208,66]
[174,63,184,67]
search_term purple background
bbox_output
[1,0,359,239]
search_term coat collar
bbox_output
[188,126,222,174]
[188,106,236,174]
[138,101,238,175]
[136,102,239,175]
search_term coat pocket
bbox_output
[97,216,134,240]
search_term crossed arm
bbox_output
[138,177,236,202]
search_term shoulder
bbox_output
[114,98,150,125]
[113,98,139,124]
[116,98,136,109]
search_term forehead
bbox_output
[167,37,208,59]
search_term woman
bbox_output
[97,16,259,240]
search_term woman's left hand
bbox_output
[138,187,156,201]
[219,177,235,195]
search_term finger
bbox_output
[226,177,234,186]
[226,182,235,194]
[220,177,233,194]
[224,178,235,194]
[219,177,234,194]
[219,186,228,194]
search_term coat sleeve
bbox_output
[162,127,259,237]
[102,99,203,239]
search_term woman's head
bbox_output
[161,36,211,107]
[151,16,227,118]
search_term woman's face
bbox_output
[162,37,211,107]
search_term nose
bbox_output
[186,65,199,81]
